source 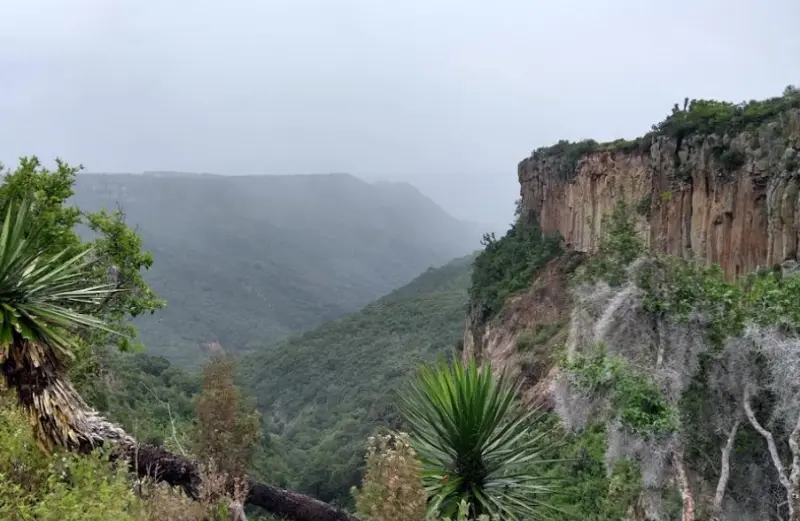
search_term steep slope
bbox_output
[70,173,482,368]
[519,87,800,278]
[241,255,473,505]
[464,88,800,521]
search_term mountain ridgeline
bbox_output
[70,172,483,368]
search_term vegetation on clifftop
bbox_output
[529,85,800,180]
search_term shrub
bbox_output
[719,147,746,172]
[516,322,564,353]
[635,194,652,217]
[0,397,148,521]
[579,200,645,287]
[352,432,427,521]
[470,213,562,322]
[562,345,677,436]
[531,139,599,180]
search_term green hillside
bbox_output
[74,349,200,449]
[242,255,474,504]
[70,173,482,368]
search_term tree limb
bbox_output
[140,381,187,456]
[672,448,696,521]
[2,353,360,521]
[104,420,361,521]
[711,417,740,520]
[744,385,796,521]
[788,409,800,521]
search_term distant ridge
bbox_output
[70,172,483,368]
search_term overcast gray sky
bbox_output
[1,0,798,226]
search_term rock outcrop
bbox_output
[462,253,583,408]
[518,109,800,278]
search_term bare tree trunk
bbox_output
[788,411,800,521]
[672,448,696,521]
[744,385,797,521]
[711,418,740,521]
[228,500,247,521]
[1,348,360,521]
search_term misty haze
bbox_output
[1,1,799,520]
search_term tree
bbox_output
[0,159,359,521]
[399,357,559,520]
[193,354,261,481]
[192,354,262,520]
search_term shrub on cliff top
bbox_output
[530,139,599,180]
[650,86,800,141]
[470,212,562,322]
[526,85,800,167]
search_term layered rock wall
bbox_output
[518,109,800,278]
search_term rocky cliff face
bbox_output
[519,109,800,278]
[464,94,800,520]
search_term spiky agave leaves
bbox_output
[0,198,121,451]
[399,358,561,521]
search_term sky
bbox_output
[1,0,798,227]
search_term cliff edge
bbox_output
[519,88,800,278]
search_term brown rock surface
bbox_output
[518,109,800,278]
[462,253,583,407]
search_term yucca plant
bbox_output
[399,357,560,521]
[0,198,121,451]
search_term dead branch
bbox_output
[711,417,740,520]
[672,448,696,521]
[744,385,797,521]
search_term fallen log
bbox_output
[2,351,360,521]
[108,426,359,521]
[116,440,360,521]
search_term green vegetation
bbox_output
[636,254,800,348]
[0,194,156,449]
[71,173,483,368]
[0,159,288,520]
[75,348,199,448]
[650,86,800,140]
[399,358,558,520]
[351,432,428,521]
[528,86,800,181]
[562,346,677,436]
[535,420,642,521]
[0,357,276,521]
[242,255,473,504]
[530,139,601,180]
[516,322,564,353]
[0,158,164,355]
[469,214,562,322]
[635,193,652,217]
[192,355,261,481]
[0,400,147,521]
[578,200,645,287]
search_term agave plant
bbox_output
[399,357,560,521]
[0,198,121,450]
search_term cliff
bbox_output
[463,89,800,520]
[519,93,800,278]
